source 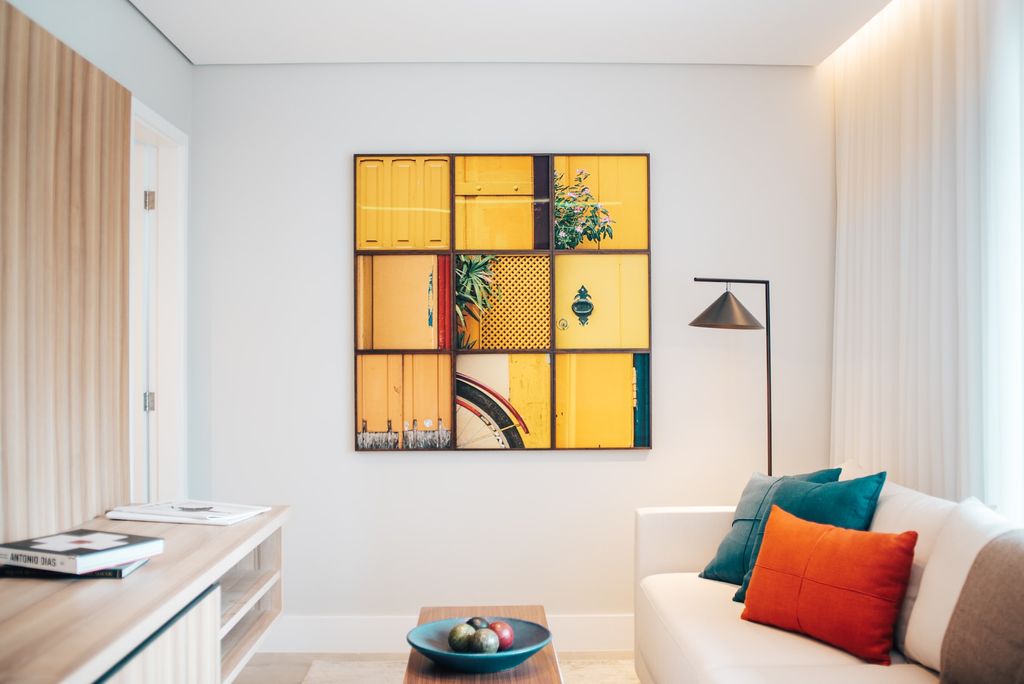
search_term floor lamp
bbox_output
[689,277,773,476]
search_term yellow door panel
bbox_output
[357,159,387,249]
[423,158,450,246]
[356,156,450,250]
[356,354,406,438]
[456,200,534,250]
[455,155,534,250]
[356,256,373,349]
[390,158,417,247]
[455,181,532,196]
[386,354,404,435]
[508,354,551,449]
[555,353,633,448]
[358,354,451,448]
[459,155,533,188]
[554,155,648,250]
[435,355,453,435]
[555,254,649,349]
[403,354,452,435]
[369,255,438,349]
[357,355,394,434]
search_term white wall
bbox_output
[8,0,193,134]
[189,62,836,651]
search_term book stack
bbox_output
[0,529,164,579]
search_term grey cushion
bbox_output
[940,529,1024,683]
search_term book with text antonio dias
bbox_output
[0,530,163,575]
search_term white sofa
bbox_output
[634,481,1019,683]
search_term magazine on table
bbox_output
[106,500,271,526]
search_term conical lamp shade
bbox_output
[689,291,763,330]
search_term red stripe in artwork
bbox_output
[437,255,451,350]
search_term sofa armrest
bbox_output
[634,506,735,584]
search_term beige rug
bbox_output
[301,658,639,683]
[302,659,406,683]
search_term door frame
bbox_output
[129,98,189,502]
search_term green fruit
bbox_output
[469,628,500,654]
[448,623,476,652]
[466,617,489,630]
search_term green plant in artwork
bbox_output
[455,254,501,348]
[554,169,615,249]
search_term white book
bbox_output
[0,529,163,575]
[106,500,270,526]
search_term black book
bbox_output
[0,557,149,579]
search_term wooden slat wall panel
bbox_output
[0,0,130,541]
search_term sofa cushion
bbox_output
[734,472,887,601]
[869,481,957,653]
[703,664,938,683]
[741,507,918,665]
[636,572,872,683]
[903,498,1015,670]
[939,529,1024,683]
[700,468,842,586]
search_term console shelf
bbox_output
[220,567,280,638]
[0,506,289,683]
[218,529,283,683]
[221,607,279,684]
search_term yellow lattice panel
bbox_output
[479,256,551,350]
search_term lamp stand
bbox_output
[694,277,772,475]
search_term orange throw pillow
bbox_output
[741,506,918,664]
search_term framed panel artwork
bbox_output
[354,153,651,450]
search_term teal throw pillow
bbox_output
[699,468,841,586]
[733,471,887,602]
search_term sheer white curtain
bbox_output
[830,0,1024,520]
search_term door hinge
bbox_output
[143,391,156,412]
[143,190,156,211]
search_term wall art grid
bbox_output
[354,154,651,450]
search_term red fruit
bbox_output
[489,621,515,651]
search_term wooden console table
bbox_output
[0,506,288,683]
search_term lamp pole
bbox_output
[692,277,772,475]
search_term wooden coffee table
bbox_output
[404,605,562,683]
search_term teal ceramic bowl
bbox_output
[407,617,552,674]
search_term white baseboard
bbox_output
[261,613,634,654]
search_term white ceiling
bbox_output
[130,0,890,67]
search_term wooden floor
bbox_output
[238,652,639,684]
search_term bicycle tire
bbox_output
[455,380,526,449]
